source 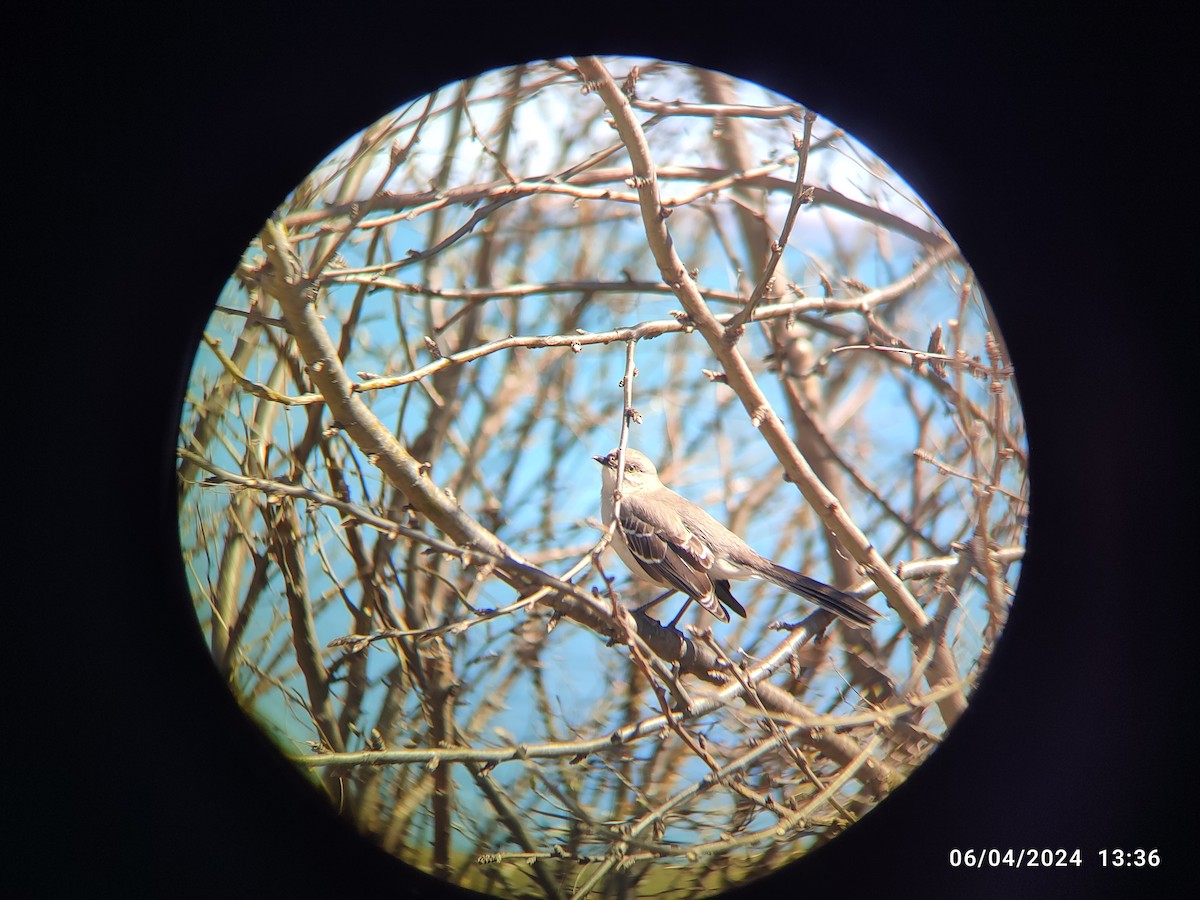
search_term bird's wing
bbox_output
[617,492,728,620]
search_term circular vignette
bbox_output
[177,55,1027,899]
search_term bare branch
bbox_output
[573,56,967,725]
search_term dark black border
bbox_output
[17,5,1186,898]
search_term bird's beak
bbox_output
[592,455,606,465]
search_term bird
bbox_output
[593,447,879,628]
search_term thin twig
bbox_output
[727,112,818,329]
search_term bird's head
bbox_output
[593,447,659,489]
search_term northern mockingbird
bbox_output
[594,448,879,628]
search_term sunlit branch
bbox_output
[283,163,948,252]
[574,55,968,726]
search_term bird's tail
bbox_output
[763,564,879,627]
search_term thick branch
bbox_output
[574,57,967,725]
